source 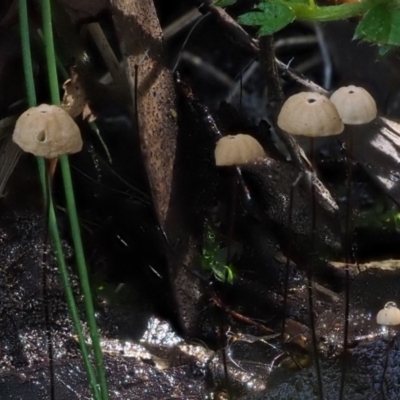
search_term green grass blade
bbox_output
[40,0,109,398]
[59,155,109,400]
[45,164,103,400]
[18,0,36,107]
[40,0,60,106]
[18,1,103,399]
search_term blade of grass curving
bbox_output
[40,0,109,398]
[18,1,102,399]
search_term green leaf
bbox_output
[377,44,395,58]
[213,264,234,284]
[238,3,295,36]
[258,0,307,6]
[214,0,237,6]
[355,3,400,45]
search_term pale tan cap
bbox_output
[330,85,377,125]
[215,134,265,166]
[277,92,344,137]
[376,301,400,326]
[13,104,83,159]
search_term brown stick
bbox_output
[211,292,275,334]
[109,0,178,228]
[195,0,259,53]
[259,36,284,120]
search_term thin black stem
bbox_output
[220,171,238,398]
[42,255,55,400]
[42,166,55,400]
[379,336,395,399]
[226,171,238,262]
[259,35,284,122]
[339,134,354,399]
[239,72,243,110]
[281,180,295,343]
[309,137,325,400]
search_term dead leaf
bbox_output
[61,69,87,118]
[82,103,96,122]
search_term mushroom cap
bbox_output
[215,134,265,166]
[376,301,400,326]
[13,104,83,159]
[277,92,344,137]
[330,85,377,125]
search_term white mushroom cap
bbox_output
[277,92,344,137]
[13,104,83,159]
[214,134,265,166]
[330,85,377,125]
[376,301,400,326]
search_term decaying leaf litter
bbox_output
[2,0,400,399]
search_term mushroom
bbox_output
[214,134,265,281]
[330,85,377,125]
[214,134,265,166]
[13,104,83,159]
[277,92,344,138]
[277,93,344,353]
[377,301,400,338]
[330,88,377,330]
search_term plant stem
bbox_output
[46,168,103,400]
[339,133,355,399]
[40,0,109,398]
[308,138,324,400]
[18,1,102,399]
[59,155,109,400]
[41,0,60,105]
[286,0,380,22]
[18,0,36,107]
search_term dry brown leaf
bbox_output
[82,103,96,122]
[61,69,86,118]
[110,0,204,336]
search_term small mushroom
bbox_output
[377,301,400,338]
[330,85,377,125]
[277,93,343,336]
[277,92,344,137]
[377,301,400,326]
[13,104,83,159]
[214,134,265,166]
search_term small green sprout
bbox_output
[356,202,400,232]
[202,223,235,284]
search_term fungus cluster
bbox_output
[277,85,377,139]
[213,85,377,168]
[13,104,83,159]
